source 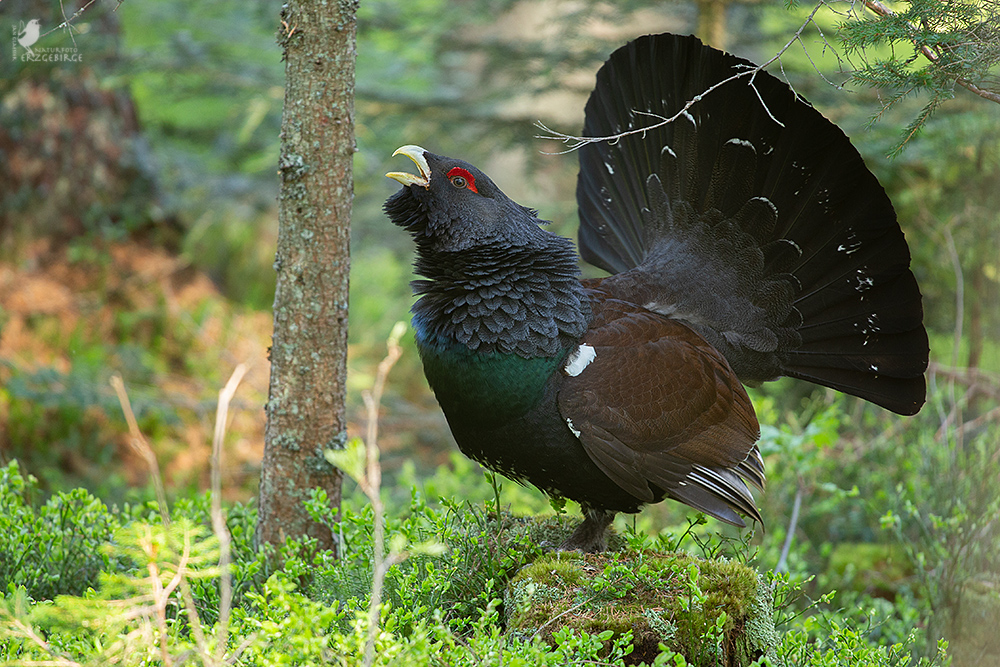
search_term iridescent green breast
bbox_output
[416,338,568,428]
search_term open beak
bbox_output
[386,145,431,188]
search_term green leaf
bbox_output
[325,437,368,483]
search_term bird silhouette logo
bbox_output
[18,19,41,57]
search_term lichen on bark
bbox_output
[255,0,358,553]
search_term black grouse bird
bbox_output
[384,33,928,552]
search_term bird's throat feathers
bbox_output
[383,163,589,358]
[409,239,590,359]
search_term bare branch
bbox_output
[361,323,406,667]
[534,2,831,154]
[4,616,82,667]
[775,482,804,574]
[927,362,1000,398]
[943,226,964,447]
[212,363,249,664]
[146,557,173,667]
[41,0,122,41]
[111,375,171,527]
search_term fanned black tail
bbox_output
[577,33,928,415]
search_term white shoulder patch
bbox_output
[563,343,596,377]
[566,418,582,438]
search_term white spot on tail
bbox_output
[837,243,861,255]
[751,196,778,216]
[566,418,581,438]
[726,138,754,149]
[605,162,615,175]
[564,344,597,377]
[838,229,861,254]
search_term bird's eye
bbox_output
[446,166,478,193]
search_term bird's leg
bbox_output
[559,508,615,553]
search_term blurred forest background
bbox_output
[1,0,999,662]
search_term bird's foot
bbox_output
[558,508,615,553]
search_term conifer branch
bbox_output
[861,0,1000,104]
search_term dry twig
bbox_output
[361,323,407,667]
[212,363,249,664]
[111,375,170,526]
[534,2,836,154]
[111,365,251,666]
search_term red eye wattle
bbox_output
[447,167,478,193]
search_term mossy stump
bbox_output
[505,550,776,666]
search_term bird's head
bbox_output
[384,145,550,252]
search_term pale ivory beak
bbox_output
[386,145,431,188]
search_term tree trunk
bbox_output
[696,0,729,50]
[967,261,983,370]
[255,0,357,552]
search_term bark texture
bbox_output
[696,0,729,50]
[256,0,357,552]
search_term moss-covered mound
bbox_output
[505,550,776,666]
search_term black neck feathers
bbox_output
[410,238,589,358]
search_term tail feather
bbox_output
[577,33,928,414]
[784,366,925,415]
[795,276,914,341]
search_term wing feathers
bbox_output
[558,294,763,526]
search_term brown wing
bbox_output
[557,295,764,526]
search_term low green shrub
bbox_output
[0,461,125,600]
[0,459,956,666]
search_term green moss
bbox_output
[505,550,775,666]
[700,558,760,622]
[517,553,587,588]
